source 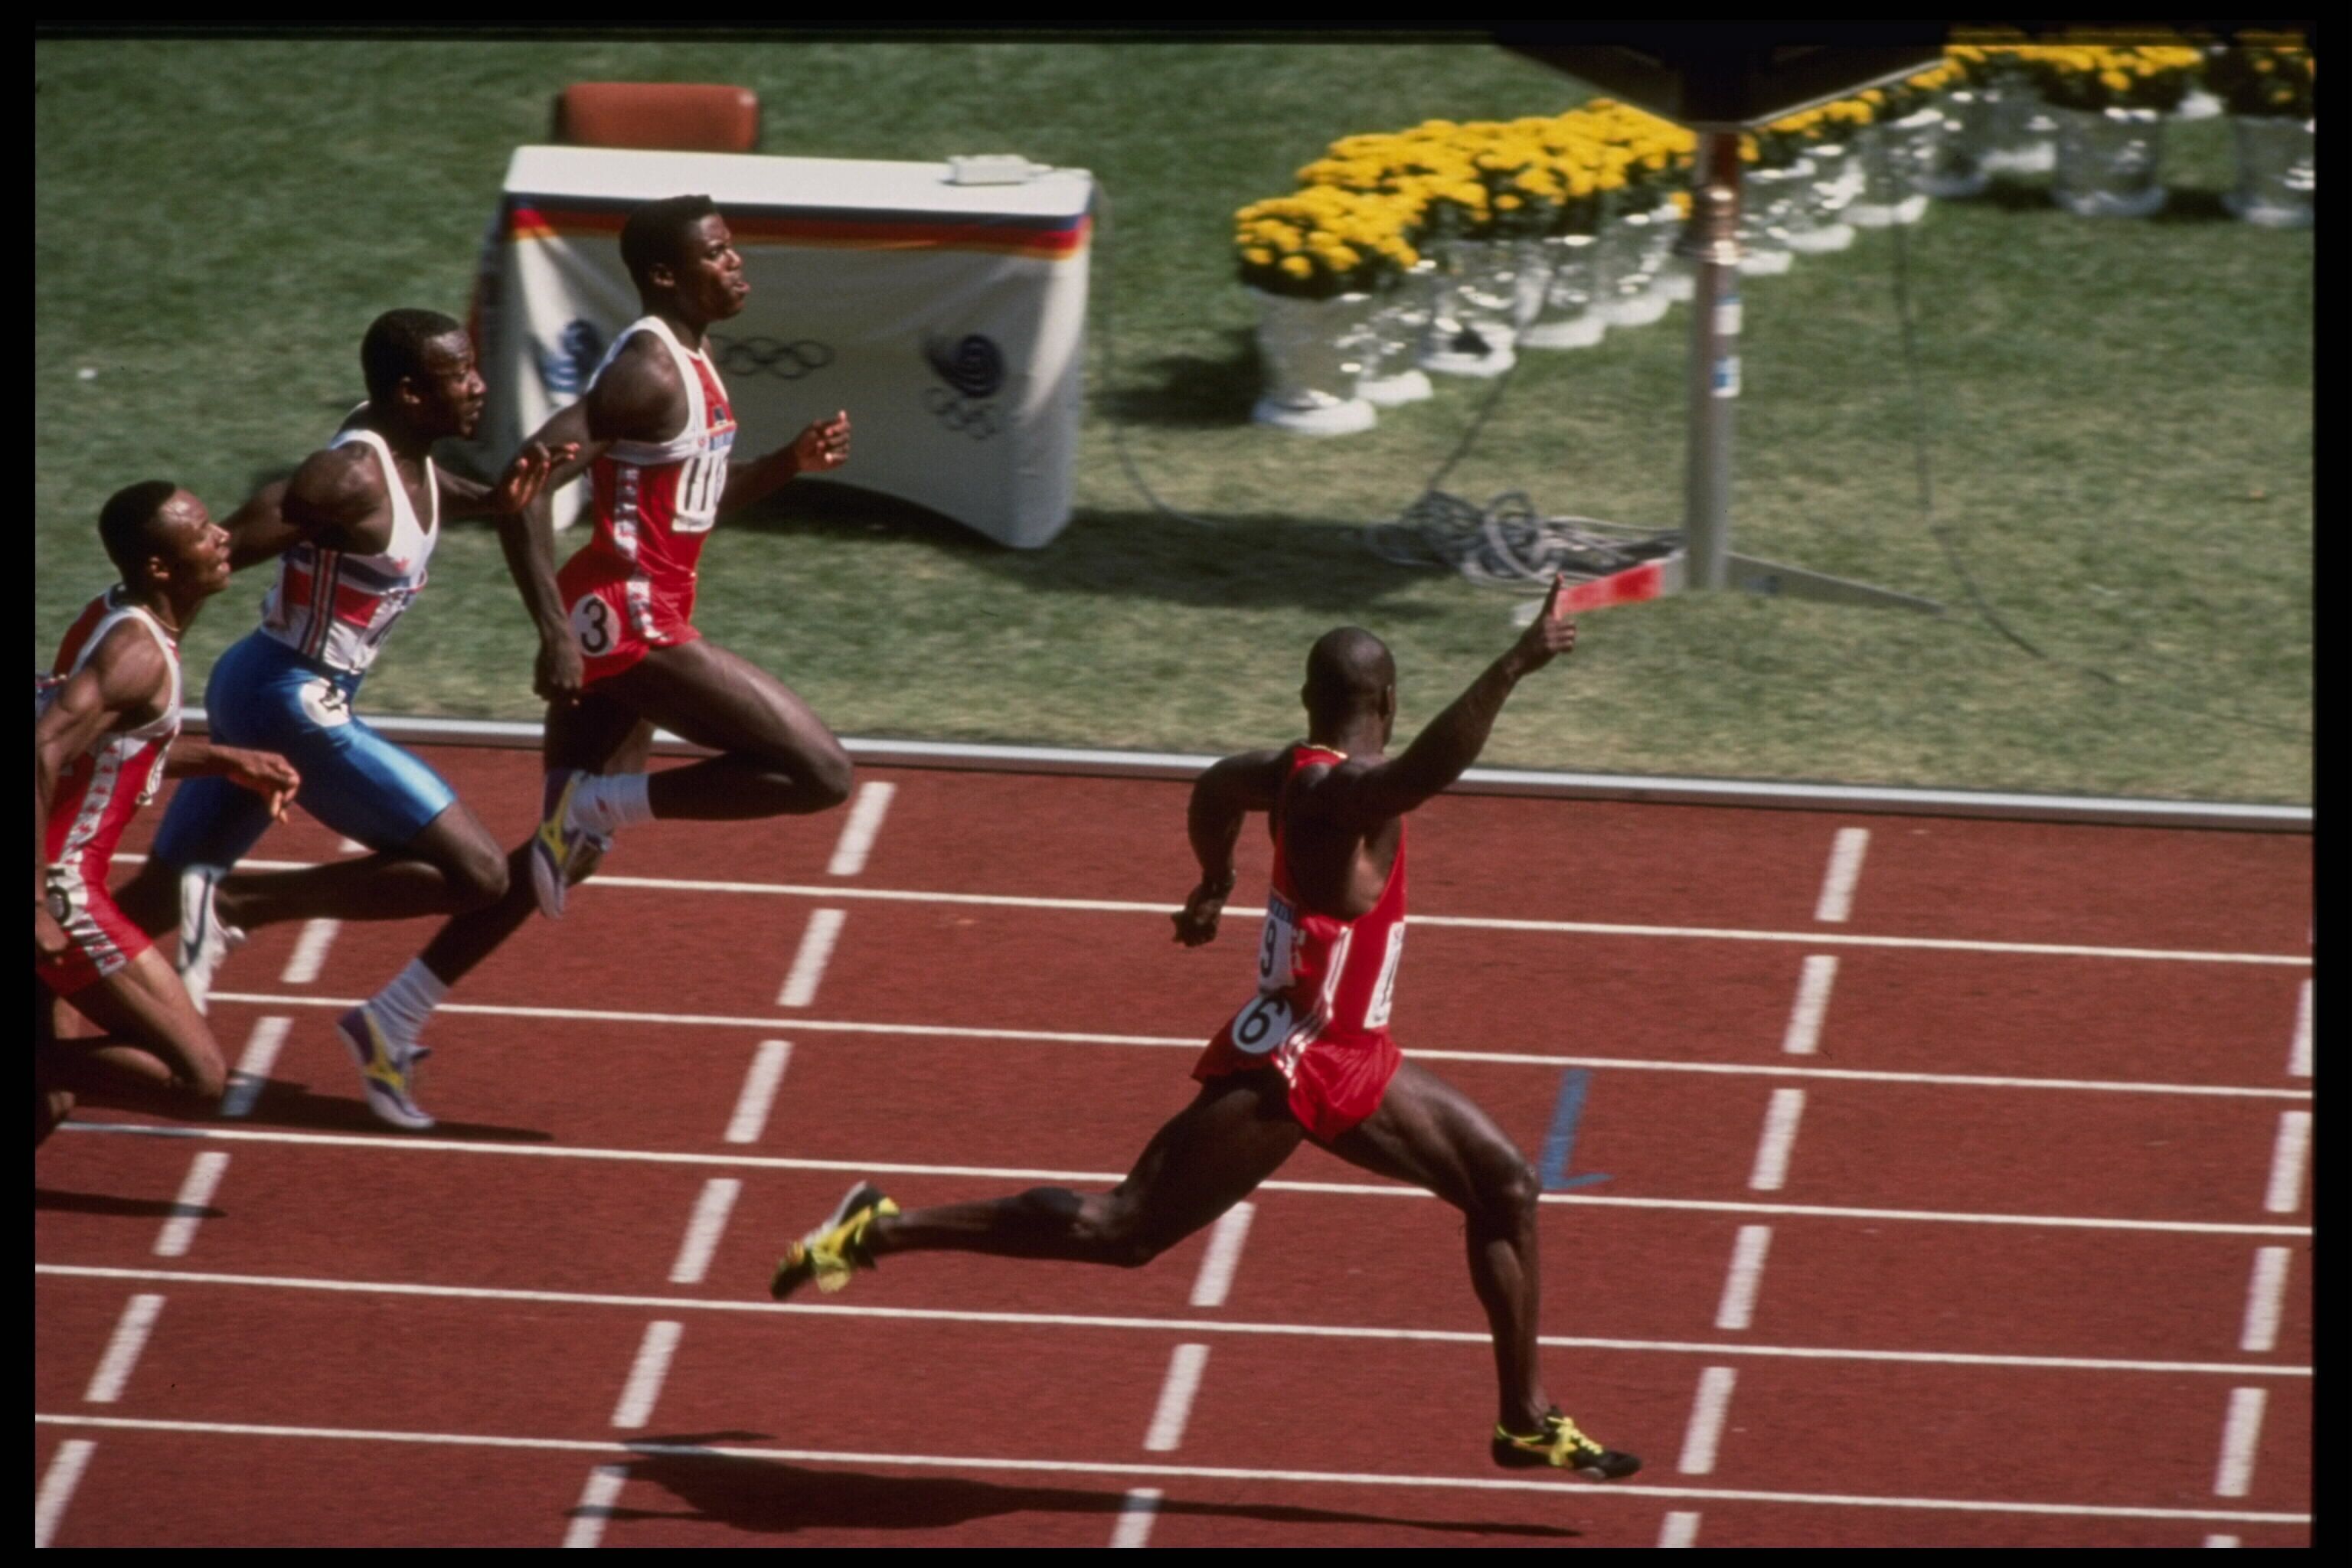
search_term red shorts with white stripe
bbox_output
[1193,1025,1403,1145]
[37,855,152,997]
[557,555,702,688]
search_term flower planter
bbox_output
[2050,106,2168,218]
[1851,109,1939,227]
[1517,232,1608,350]
[1418,240,1518,377]
[1595,200,1675,323]
[1248,288,1378,434]
[2224,116,2315,230]
[1357,263,1436,404]
[1788,141,1860,253]
[1981,82,2058,175]
[1737,161,1808,275]
[2174,87,2223,121]
[1914,89,1994,199]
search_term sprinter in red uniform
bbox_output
[769,582,1642,1479]
[333,194,858,1078]
[35,482,299,1142]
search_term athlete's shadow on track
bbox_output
[595,1436,1580,1540]
[227,1080,553,1143]
[34,1187,226,1220]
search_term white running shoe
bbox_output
[335,1004,437,1132]
[175,864,246,1014]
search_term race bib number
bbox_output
[1255,892,1300,990]
[1228,991,1295,1057]
[570,593,616,658]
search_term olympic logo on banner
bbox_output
[710,335,835,380]
[923,386,1000,440]
[921,333,1007,441]
[535,318,608,400]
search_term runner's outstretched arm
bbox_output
[1321,581,1579,831]
[1171,748,1285,947]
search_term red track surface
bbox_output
[35,748,2313,1547]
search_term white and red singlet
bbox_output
[557,315,738,684]
[1194,743,1411,1142]
[256,423,439,677]
[36,588,183,994]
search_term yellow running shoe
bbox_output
[529,769,590,920]
[1491,1408,1642,1478]
[770,1182,898,1302]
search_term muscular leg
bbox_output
[210,799,510,929]
[596,640,853,820]
[35,948,228,1112]
[412,696,655,988]
[869,1073,1305,1266]
[1324,1060,1550,1431]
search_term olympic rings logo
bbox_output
[923,333,1007,400]
[923,386,1000,441]
[710,335,836,380]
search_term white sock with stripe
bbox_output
[569,772,655,836]
[371,959,449,1044]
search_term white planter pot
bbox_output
[1248,288,1378,434]
[2175,87,2223,121]
[1738,160,1808,274]
[2050,106,2168,219]
[2224,116,2315,230]
[1981,81,2058,174]
[1594,198,1679,321]
[1516,232,1609,349]
[1356,266,1436,404]
[1851,110,1940,227]
[1788,142,1860,253]
[1419,240,1518,377]
[1915,89,1994,199]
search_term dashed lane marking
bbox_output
[2213,1387,2268,1498]
[723,1041,792,1145]
[152,1152,228,1259]
[561,1464,629,1549]
[220,1018,289,1119]
[2237,1249,2292,1355]
[279,920,339,985]
[825,782,895,877]
[777,910,846,1008]
[35,1265,2314,1377]
[1142,1344,1208,1452]
[51,1125,2316,1237]
[33,1438,96,1549]
[31,1413,2315,1524]
[1781,956,1838,1056]
[2286,982,2311,1077]
[1677,1366,1737,1475]
[1713,1226,1773,1331]
[1813,828,1870,923]
[667,1180,740,1286]
[196,992,2319,1102]
[2261,1112,2310,1215]
[1189,1203,1253,1309]
[1109,1488,1162,1548]
[1658,1510,1702,1547]
[82,1295,165,1404]
[609,1321,681,1430]
[1747,1089,1806,1193]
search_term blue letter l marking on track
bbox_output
[1537,1067,1610,1191]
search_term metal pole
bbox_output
[1681,128,1743,591]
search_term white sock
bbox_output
[371,959,450,1044]
[569,772,655,837]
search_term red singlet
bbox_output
[36,589,181,994]
[1194,743,1410,1142]
[557,315,738,684]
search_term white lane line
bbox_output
[1658,1510,1702,1547]
[667,1179,742,1286]
[128,855,2316,968]
[562,1464,629,1549]
[1747,1089,1806,1193]
[1189,1203,1254,1309]
[152,1152,230,1258]
[1109,1488,1162,1548]
[2205,1534,2240,1547]
[197,991,2318,1102]
[33,1413,2316,1524]
[53,1124,2317,1238]
[1781,956,1838,1055]
[81,1294,165,1404]
[609,1321,682,1430]
[1142,1344,1210,1452]
[826,782,896,877]
[219,1017,290,1119]
[1813,828,1870,923]
[2286,982,2311,1076]
[2213,1387,2267,1498]
[724,1040,792,1145]
[279,919,341,985]
[2238,1248,2292,1354]
[1713,1226,1773,1331]
[1677,1366,1738,1475]
[33,1439,97,1549]
[2261,1112,2310,1214]
[43,1262,2315,1377]
[776,910,847,1008]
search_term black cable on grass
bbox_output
[1887,217,2309,743]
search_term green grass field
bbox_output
[35,38,2312,802]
